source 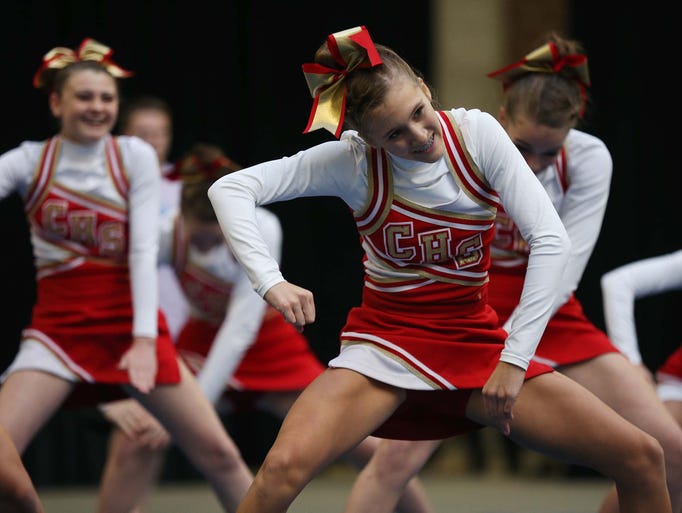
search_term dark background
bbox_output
[0,0,679,486]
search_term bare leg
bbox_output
[236,368,405,513]
[0,424,45,513]
[664,401,682,426]
[96,427,166,513]
[0,370,74,453]
[561,354,682,513]
[261,390,435,513]
[343,438,440,513]
[466,371,671,513]
[131,360,253,512]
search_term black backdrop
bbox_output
[0,0,432,484]
[1,0,681,486]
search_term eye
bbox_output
[413,106,424,119]
[387,129,401,140]
[75,91,94,101]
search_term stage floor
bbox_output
[39,468,611,513]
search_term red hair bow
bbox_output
[302,25,382,138]
[487,42,590,117]
[33,37,133,89]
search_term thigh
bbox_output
[0,370,74,451]
[269,368,405,471]
[466,371,646,469]
[128,360,227,452]
[664,401,682,428]
[562,353,682,441]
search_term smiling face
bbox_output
[499,108,570,174]
[49,69,118,144]
[360,77,444,163]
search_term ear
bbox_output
[48,91,61,118]
[418,77,432,101]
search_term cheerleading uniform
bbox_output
[208,108,570,440]
[161,207,323,406]
[489,128,617,367]
[0,135,179,385]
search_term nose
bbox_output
[409,123,429,143]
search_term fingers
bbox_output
[482,389,514,436]
[135,422,171,449]
[265,281,316,328]
[118,347,158,394]
[481,362,524,436]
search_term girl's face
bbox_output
[124,109,172,164]
[499,108,570,174]
[49,69,118,144]
[184,217,225,253]
[361,77,443,163]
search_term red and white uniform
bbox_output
[0,135,179,385]
[160,206,323,405]
[490,128,617,367]
[209,108,571,440]
[601,250,682,401]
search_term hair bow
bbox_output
[302,25,382,138]
[172,155,240,184]
[33,37,133,89]
[487,42,590,88]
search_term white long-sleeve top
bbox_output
[208,107,570,370]
[601,250,682,364]
[159,207,282,404]
[0,135,161,337]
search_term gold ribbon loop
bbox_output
[487,42,590,88]
[302,26,382,138]
[33,37,133,89]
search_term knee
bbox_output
[193,435,248,475]
[257,444,313,495]
[616,432,666,485]
[109,434,162,465]
[0,482,41,513]
[371,443,424,481]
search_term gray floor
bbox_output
[39,471,611,513]
[36,429,613,513]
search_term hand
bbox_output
[118,336,158,393]
[481,361,526,436]
[264,281,315,332]
[99,399,171,449]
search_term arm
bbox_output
[501,133,612,332]
[464,111,570,434]
[119,137,162,393]
[601,249,682,364]
[475,112,571,369]
[552,133,612,309]
[207,139,364,322]
[0,143,36,200]
[196,208,281,404]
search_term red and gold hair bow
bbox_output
[487,42,590,87]
[170,155,240,184]
[33,37,133,89]
[302,25,382,138]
